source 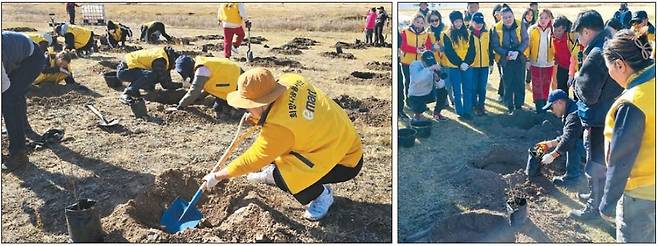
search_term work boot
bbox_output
[1,152,28,172]
[576,192,591,203]
[303,185,334,221]
[569,204,601,221]
[246,164,275,186]
[552,175,579,186]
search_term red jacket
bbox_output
[365,11,376,29]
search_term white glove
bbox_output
[203,172,219,190]
[510,51,519,60]
[460,63,470,71]
[541,152,557,164]
[435,79,445,89]
[489,66,494,74]
[526,62,531,70]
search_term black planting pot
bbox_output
[507,196,529,227]
[103,71,122,88]
[65,198,104,242]
[410,120,432,138]
[398,128,417,148]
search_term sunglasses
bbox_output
[430,19,440,23]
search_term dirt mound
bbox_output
[365,61,392,71]
[320,51,355,59]
[332,95,390,127]
[182,34,224,44]
[285,37,319,49]
[179,50,208,57]
[429,210,515,242]
[498,110,543,130]
[201,43,224,52]
[449,167,508,212]
[337,71,390,87]
[92,60,120,74]
[334,40,368,49]
[4,26,37,32]
[270,47,302,55]
[247,56,303,69]
[241,36,268,45]
[102,45,143,53]
[503,170,547,201]
[28,90,93,109]
[103,168,391,243]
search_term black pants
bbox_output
[374,23,385,45]
[496,63,504,97]
[68,10,75,24]
[2,44,47,155]
[365,29,374,44]
[398,62,406,116]
[273,157,363,205]
[556,66,569,95]
[141,22,172,43]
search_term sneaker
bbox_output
[246,164,276,186]
[569,205,601,221]
[552,175,579,186]
[433,112,447,121]
[1,152,28,172]
[303,185,334,221]
[399,113,410,121]
[119,94,134,105]
[231,45,240,55]
[458,114,473,121]
[576,192,591,203]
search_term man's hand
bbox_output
[541,151,559,164]
[459,63,470,71]
[429,64,441,72]
[202,171,228,191]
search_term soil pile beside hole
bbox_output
[334,40,369,49]
[503,170,546,201]
[156,107,217,126]
[98,60,120,69]
[28,90,93,109]
[332,95,390,127]
[429,210,515,242]
[337,71,390,87]
[194,34,223,40]
[241,36,268,45]
[3,27,37,32]
[201,43,224,52]
[270,47,302,55]
[366,61,392,71]
[143,89,187,105]
[99,45,143,53]
[282,37,319,50]
[321,51,355,59]
[471,146,527,175]
[180,50,208,57]
[248,57,303,69]
[448,167,507,212]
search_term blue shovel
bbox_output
[160,114,259,233]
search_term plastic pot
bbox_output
[65,198,104,242]
[506,196,529,226]
[103,71,121,88]
[398,128,417,148]
[410,120,432,138]
[129,98,148,118]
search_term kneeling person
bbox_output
[526,89,583,185]
[173,55,243,118]
[106,20,133,48]
[139,21,173,44]
[54,23,96,56]
[202,68,364,221]
[407,51,448,121]
[117,47,180,102]
[33,51,76,85]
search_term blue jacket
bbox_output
[1,31,35,75]
[573,31,624,127]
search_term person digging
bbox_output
[117,47,181,104]
[140,21,174,44]
[168,55,245,119]
[54,23,97,57]
[200,68,364,221]
[526,89,583,186]
[106,20,133,49]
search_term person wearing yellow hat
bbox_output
[201,68,364,221]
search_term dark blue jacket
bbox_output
[573,31,624,127]
[1,31,36,75]
[555,100,582,155]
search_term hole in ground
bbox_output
[429,210,516,243]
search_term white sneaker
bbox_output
[303,185,334,221]
[231,45,240,55]
[246,164,275,185]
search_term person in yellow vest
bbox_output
[525,9,555,113]
[218,3,250,58]
[400,14,433,108]
[201,68,364,221]
[599,29,655,243]
[117,46,180,103]
[106,20,133,48]
[28,33,53,54]
[170,55,244,119]
[54,23,96,56]
[33,51,76,85]
[491,6,529,114]
[441,11,476,120]
[468,12,493,116]
[427,10,452,113]
[139,21,173,44]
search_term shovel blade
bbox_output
[99,119,120,127]
[247,51,254,62]
[160,197,203,233]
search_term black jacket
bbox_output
[554,101,582,155]
[573,31,624,127]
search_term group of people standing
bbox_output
[398,2,655,243]
[364,6,389,46]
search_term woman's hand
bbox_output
[202,169,230,191]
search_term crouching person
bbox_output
[106,20,133,48]
[201,68,364,221]
[54,23,96,56]
[33,51,76,85]
[172,55,244,119]
[117,47,180,103]
[140,21,174,44]
[407,51,448,121]
[526,89,583,185]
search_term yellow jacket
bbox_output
[125,47,169,70]
[439,31,470,68]
[471,29,491,68]
[401,28,431,65]
[196,56,240,100]
[604,65,655,200]
[525,24,555,65]
[225,73,363,194]
[493,19,523,62]
[34,52,72,84]
[219,3,242,24]
[65,25,93,49]
[109,23,123,42]
[28,34,48,45]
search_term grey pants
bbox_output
[616,194,656,243]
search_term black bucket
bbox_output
[129,98,148,118]
[506,197,529,226]
[65,199,104,242]
[410,120,432,138]
[103,71,121,88]
[398,128,417,148]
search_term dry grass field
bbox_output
[1,3,392,243]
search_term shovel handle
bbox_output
[210,113,259,172]
[85,103,108,122]
[178,185,205,221]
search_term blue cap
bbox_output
[175,55,195,80]
[472,12,485,24]
[543,89,569,110]
[421,50,437,66]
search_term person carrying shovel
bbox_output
[217,3,250,58]
[526,89,583,185]
[117,46,181,103]
[201,68,364,221]
[168,55,244,119]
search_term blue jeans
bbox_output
[447,67,474,116]
[117,68,157,96]
[472,67,489,110]
[616,194,656,243]
[2,45,46,155]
